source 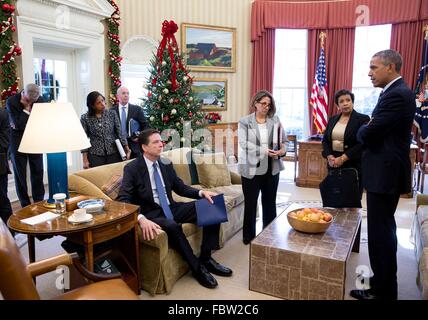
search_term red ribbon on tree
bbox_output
[156,20,186,92]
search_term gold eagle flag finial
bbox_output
[319,31,327,48]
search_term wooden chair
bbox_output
[0,220,139,300]
[283,134,298,181]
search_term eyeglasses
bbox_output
[257,102,271,108]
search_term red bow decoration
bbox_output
[156,20,186,92]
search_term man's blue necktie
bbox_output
[121,106,127,139]
[152,162,174,220]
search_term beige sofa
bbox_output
[412,194,428,299]
[68,148,244,295]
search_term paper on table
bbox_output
[21,212,60,226]
[115,139,127,160]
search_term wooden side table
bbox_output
[206,122,238,160]
[8,200,141,294]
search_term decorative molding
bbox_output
[28,0,114,18]
[16,0,114,35]
[17,15,104,38]
[121,35,157,65]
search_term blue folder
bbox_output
[195,194,228,227]
[128,118,141,137]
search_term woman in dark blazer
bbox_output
[80,91,130,168]
[322,89,370,197]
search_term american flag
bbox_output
[414,28,428,143]
[310,47,328,133]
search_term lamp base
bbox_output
[47,152,69,203]
[42,200,56,209]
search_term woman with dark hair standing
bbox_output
[322,89,370,198]
[238,90,287,245]
[80,91,130,168]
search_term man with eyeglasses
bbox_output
[6,84,46,207]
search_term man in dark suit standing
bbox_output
[6,84,45,208]
[351,50,416,300]
[117,129,233,289]
[112,87,148,159]
[0,106,13,230]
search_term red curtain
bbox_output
[252,0,422,39]
[251,0,426,131]
[390,20,428,91]
[307,28,356,134]
[250,29,275,102]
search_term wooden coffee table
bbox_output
[8,200,141,294]
[249,203,361,300]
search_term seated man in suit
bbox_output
[117,128,233,289]
[112,87,148,159]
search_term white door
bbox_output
[33,45,82,175]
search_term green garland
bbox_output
[106,0,122,106]
[0,0,21,107]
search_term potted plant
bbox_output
[205,112,222,124]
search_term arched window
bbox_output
[121,35,157,105]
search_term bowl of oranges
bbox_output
[287,207,334,233]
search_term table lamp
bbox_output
[18,102,90,208]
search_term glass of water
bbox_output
[53,193,66,214]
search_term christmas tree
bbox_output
[143,20,205,149]
[0,0,22,107]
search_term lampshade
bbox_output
[18,102,90,207]
[19,102,90,153]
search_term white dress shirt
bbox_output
[143,156,169,206]
[137,156,203,222]
[258,122,269,156]
[382,76,402,94]
[119,103,129,122]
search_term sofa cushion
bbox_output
[417,248,428,299]
[101,175,123,200]
[192,152,231,188]
[421,221,428,249]
[208,185,245,211]
[417,205,428,226]
[161,148,198,185]
[73,160,131,189]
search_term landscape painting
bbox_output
[192,78,227,111]
[181,23,236,72]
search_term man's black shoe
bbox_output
[203,258,233,277]
[193,265,218,289]
[350,289,380,300]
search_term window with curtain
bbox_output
[273,29,309,141]
[352,24,392,115]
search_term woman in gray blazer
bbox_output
[238,90,286,245]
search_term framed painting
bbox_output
[181,23,236,72]
[192,78,227,111]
